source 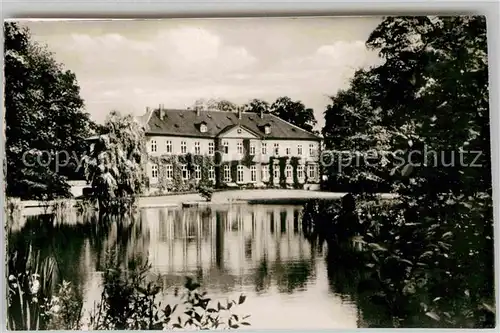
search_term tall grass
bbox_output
[7,242,57,330]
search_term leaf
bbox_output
[238,294,247,305]
[419,251,433,259]
[368,243,387,252]
[398,258,413,266]
[401,164,413,177]
[442,231,453,239]
[481,303,495,314]
[164,304,172,317]
[241,322,251,326]
[425,312,440,321]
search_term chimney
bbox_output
[238,108,242,120]
[158,104,167,120]
[146,106,150,114]
[196,107,201,117]
[260,108,263,119]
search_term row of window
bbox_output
[150,164,317,183]
[150,139,316,156]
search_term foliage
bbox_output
[197,180,214,202]
[290,157,302,189]
[5,198,23,228]
[242,98,270,114]
[270,96,317,132]
[4,22,97,199]
[268,157,275,185]
[41,281,83,330]
[278,157,288,188]
[7,240,58,330]
[318,16,493,328]
[192,98,240,112]
[89,253,250,330]
[82,111,148,212]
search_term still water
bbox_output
[10,204,372,329]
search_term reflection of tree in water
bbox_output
[253,255,270,294]
[91,213,149,272]
[275,259,314,294]
[325,240,393,328]
[7,212,93,325]
[301,198,396,328]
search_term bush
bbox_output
[197,182,214,202]
[89,253,250,330]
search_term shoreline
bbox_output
[10,190,398,216]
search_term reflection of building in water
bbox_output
[146,205,314,291]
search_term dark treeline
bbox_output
[304,16,494,328]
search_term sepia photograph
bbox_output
[4,16,495,329]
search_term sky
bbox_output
[23,17,383,129]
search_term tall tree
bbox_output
[4,22,96,199]
[82,111,148,213]
[270,96,317,132]
[192,98,239,112]
[323,16,493,327]
[242,98,270,114]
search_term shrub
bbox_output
[198,181,214,202]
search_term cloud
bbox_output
[30,20,382,126]
[62,27,256,79]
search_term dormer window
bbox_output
[264,125,271,135]
[199,122,207,133]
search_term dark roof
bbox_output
[145,108,320,140]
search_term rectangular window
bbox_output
[250,165,257,182]
[262,142,267,155]
[224,165,231,182]
[208,142,215,155]
[237,142,243,154]
[182,164,189,180]
[250,143,256,155]
[262,165,269,181]
[297,165,304,179]
[286,165,292,179]
[194,142,200,155]
[286,147,291,155]
[165,164,173,180]
[166,140,172,154]
[309,143,315,157]
[223,141,229,154]
[274,143,279,156]
[297,144,303,156]
[237,165,244,182]
[181,141,187,154]
[195,165,201,180]
[308,164,316,179]
[274,166,279,180]
[151,140,157,153]
[151,164,158,181]
[209,166,215,180]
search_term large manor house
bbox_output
[138,106,322,192]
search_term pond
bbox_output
[8,203,389,329]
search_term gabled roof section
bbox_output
[145,108,321,140]
[217,124,260,138]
